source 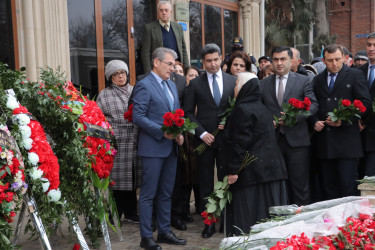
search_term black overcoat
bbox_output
[224,78,288,191]
[311,65,371,159]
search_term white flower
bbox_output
[0,151,6,159]
[6,95,19,110]
[16,114,30,126]
[47,189,61,202]
[19,125,31,139]
[21,138,33,150]
[29,167,43,180]
[28,152,39,165]
[41,178,50,192]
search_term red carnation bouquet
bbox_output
[275,97,311,127]
[124,104,133,122]
[161,109,198,160]
[328,99,366,125]
[161,109,197,137]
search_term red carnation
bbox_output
[163,112,173,120]
[359,105,366,113]
[175,109,184,117]
[73,243,81,250]
[303,97,311,111]
[12,106,29,114]
[341,99,351,107]
[175,118,184,127]
[163,119,173,127]
[124,104,133,122]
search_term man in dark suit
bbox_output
[359,32,375,176]
[141,1,189,74]
[133,47,186,250]
[260,46,318,206]
[184,43,236,238]
[311,44,371,199]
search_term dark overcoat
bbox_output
[359,63,375,152]
[311,65,371,159]
[224,78,288,191]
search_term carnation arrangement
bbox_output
[274,97,311,127]
[0,64,109,246]
[328,98,366,125]
[0,119,27,249]
[161,109,197,136]
[7,96,61,202]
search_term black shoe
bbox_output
[157,231,186,245]
[171,216,187,230]
[124,214,139,224]
[140,237,162,250]
[202,224,215,238]
[181,212,194,223]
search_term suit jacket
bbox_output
[311,65,371,159]
[141,21,189,73]
[133,72,180,157]
[184,71,236,139]
[260,71,318,147]
[359,63,375,151]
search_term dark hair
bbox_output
[201,43,221,59]
[258,64,275,80]
[271,46,293,59]
[368,32,375,40]
[184,66,200,76]
[225,51,252,75]
[323,44,344,58]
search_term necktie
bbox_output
[164,24,169,31]
[369,65,375,88]
[277,76,284,106]
[162,80,173,110]
[212,74,221,106]
[328,73,336,93]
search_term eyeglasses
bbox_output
[113,71,127,77]
[159,60,175,68]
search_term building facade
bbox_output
[329,0,375,55]
[1,0,263,98]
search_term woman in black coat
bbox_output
[224,72,288,236]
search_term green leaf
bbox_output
[207,203,217,213]
[214,181,223,190]
[93,172,102,188]
[208,198,216,204]
[219,198,227,210]
[0,170,6,177]
[5,166,11,176]
[216,189,224,199]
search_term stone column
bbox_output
[15,0,71,81]
[172,0,190,65]
[239,0,261,58]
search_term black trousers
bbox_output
[277,133,311,206]
[320,158,359,199]
[112,189,138,219]
[171,163,183,217]
[364,151,375,176]
[197,143,225,213]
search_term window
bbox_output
[0,0,15,69]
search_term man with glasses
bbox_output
[141,0,189,74]
[133,47,186,250]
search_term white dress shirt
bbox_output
[275,72,289,96]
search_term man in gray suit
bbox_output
[260,46,318,206]
[141,1,189,74]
